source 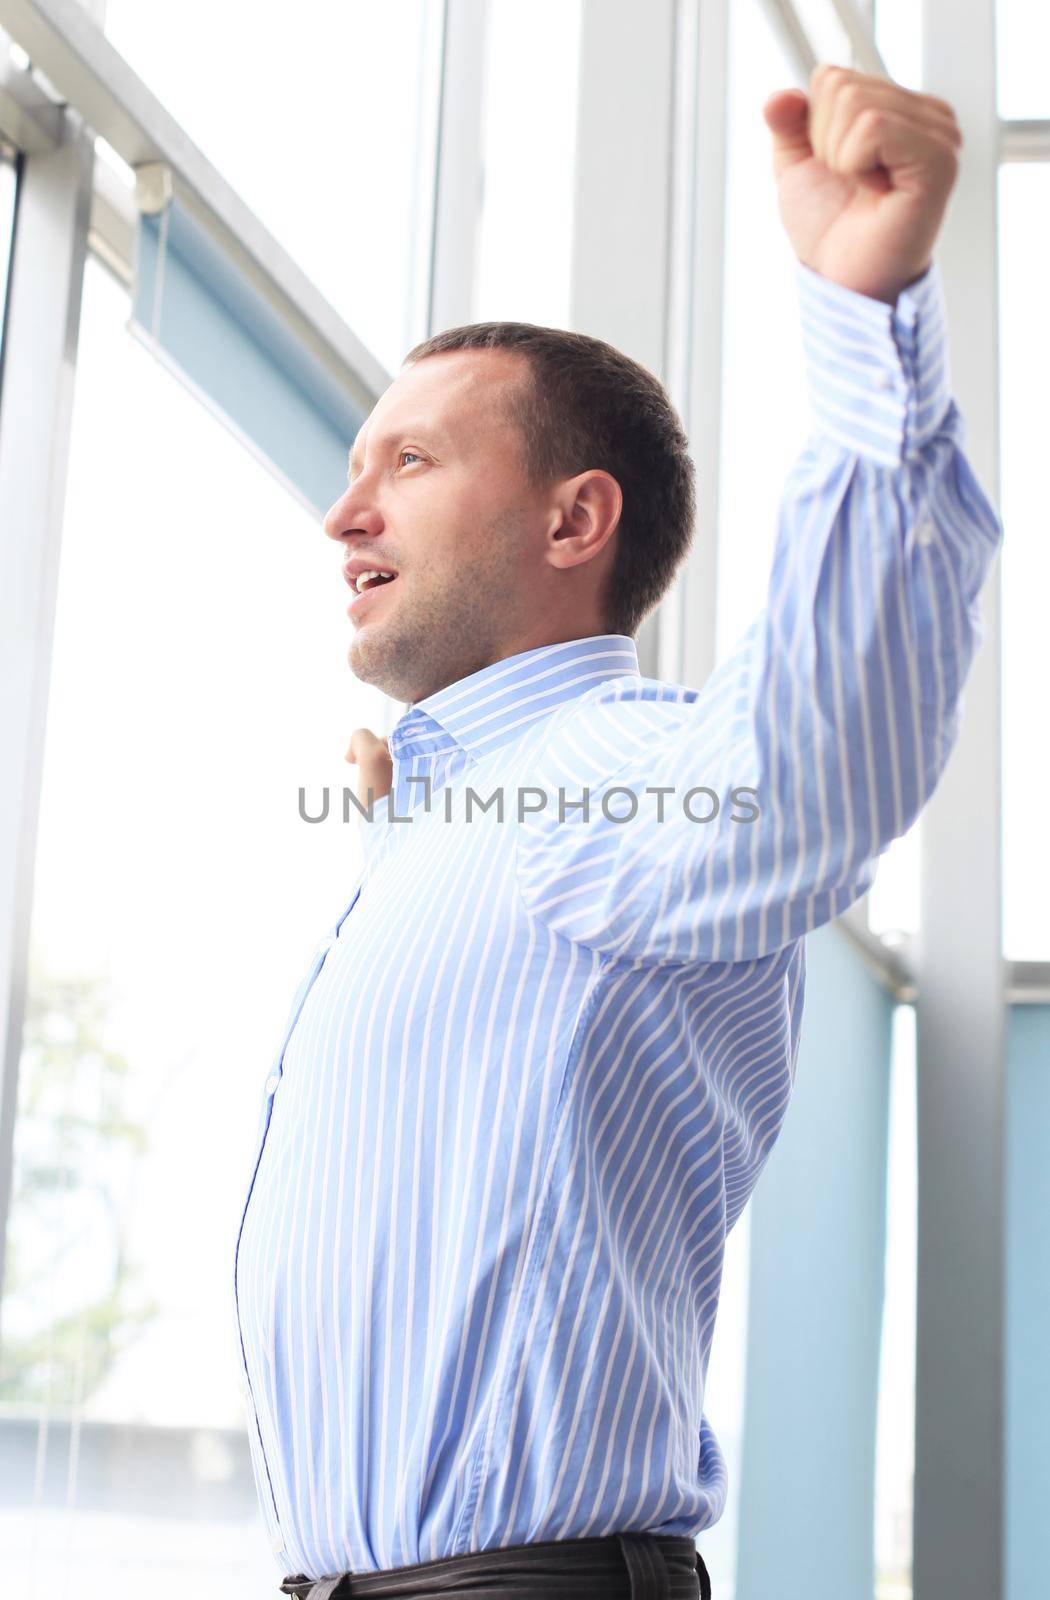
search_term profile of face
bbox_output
[322,349,621,706]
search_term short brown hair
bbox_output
[403,322,696,639]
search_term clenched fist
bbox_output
[346,727,392,808]
[763,64,963,304]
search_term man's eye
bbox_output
[398,451,423,469]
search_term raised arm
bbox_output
[514,68,1003,966]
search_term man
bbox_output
[232,66,1002,1600]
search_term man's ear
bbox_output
[548,469,622,569]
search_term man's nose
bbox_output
[323,483,383,543]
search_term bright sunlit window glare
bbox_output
[873,0,924,90]
[996,0,1050,118]
[104,0,443,373]
[474,0,582,327]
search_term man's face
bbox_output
[323,348,555,705]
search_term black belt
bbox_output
[279,1532,712,1599]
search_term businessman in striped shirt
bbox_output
[233,67,1002,1599]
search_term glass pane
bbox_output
[875,0,923,90]
[997,0,1050,119]
[868,821,921,946]
[0,257,386,1593]
[999,164,1050,961]
[104,0,442,373]
[874,1004,917,1600]
[474,0,582,326]
[718,0,810,660]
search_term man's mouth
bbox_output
[347,571,399,615]
[342,557,400,617]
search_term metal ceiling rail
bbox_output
[0,0,391,415]
[824,927,1050,1009]
[1006,962,1050,1006]
[0,43,60,151]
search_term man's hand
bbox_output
[763,65,962,304]
[346,727,392,807]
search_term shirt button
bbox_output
[873,369,895,392]
[271,1530,285,1554]
[915,516,935,546]
[265,1074,280,1096]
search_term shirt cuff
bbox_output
[796,257,952,466]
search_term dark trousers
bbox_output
[279,1532,712,1599]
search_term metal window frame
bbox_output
[566,0,678,680]
[914,4,1005,1596]
[0,91,95,1357]
[426,0,488,339]
[659,0,728,701]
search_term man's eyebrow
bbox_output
[346,426,444,482]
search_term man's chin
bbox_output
[346,615,413,697]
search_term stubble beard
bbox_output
[347,509,530,706]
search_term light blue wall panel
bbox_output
[735,921,894,1600]
[131,204,367,517]
[1005,1003,1050,1600]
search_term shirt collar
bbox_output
[387,634,640,761]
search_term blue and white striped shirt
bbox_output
[232,258,1002,1580]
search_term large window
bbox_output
[0,253,384,1593]
[997,0,1050,118]
[104,0,442,373]
[717,0,812,662]
[0,3,1036,1596]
